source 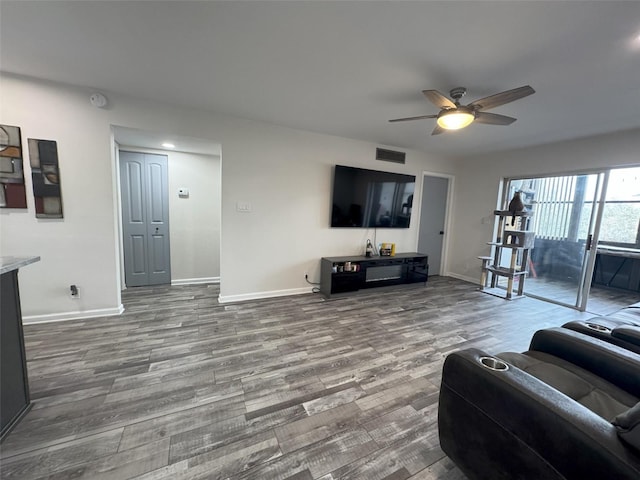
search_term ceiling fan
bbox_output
[389,85,535,135]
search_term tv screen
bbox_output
[331,165,415,228]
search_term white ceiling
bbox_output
[113,126,222,156]
[2,1,640,157]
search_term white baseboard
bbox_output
[23,305,125,325]
[444,272,480,285]
[218,287,313,304]
[171,276,220,286]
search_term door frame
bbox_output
[577,170,609,311]
[119,150,172,287]
[501,169,608,312]
[415,171,455,276]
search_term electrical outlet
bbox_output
[304,271,308,279]
[70,284,79,298]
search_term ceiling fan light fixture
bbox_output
[436,108,475,130]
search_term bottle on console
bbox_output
[365,239,373,257]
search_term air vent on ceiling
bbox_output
[376,148,406,164]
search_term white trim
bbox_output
[112,134,126,294]
[171,276,220,286]
[218,287,313,304]
[445,272,479,286]
[23,305,125,324]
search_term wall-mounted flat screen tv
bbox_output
[331,165,415,228]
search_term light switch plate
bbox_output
[236,201,252,213]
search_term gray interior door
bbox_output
[418,175,448,275]
[120,151,171,287]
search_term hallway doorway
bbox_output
[417,173,451,276]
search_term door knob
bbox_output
[155,227,159,233]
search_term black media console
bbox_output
[320,252,428,298]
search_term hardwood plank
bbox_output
[244,380,359,420]
[124,460,189,480]
[408,456,468,479]
[231,429,379,479]
[383,468,413,480]
[45,438,170,480]
[30,384,113,410]
[274,402,363,454]
[0,429,123,480]
[355,377,438,415]
[324,411,444,479]
[177,429,282,480]
[302,385,367,415]
[119,395,246,451]
[283,469,314,480]
[103,371,215,404]
[361,405,427,447]
[168,404,306,463]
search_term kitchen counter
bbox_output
[1,255,39,441]
[0,256,41,275]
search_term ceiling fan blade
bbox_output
[475,112,517,125]
[388,114,437,123]
[469,85,535,111]
[422,90,456,109]
[431,124,446,135]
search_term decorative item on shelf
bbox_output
[338,261,360,272]
[380,242,396,256]
[365,239,374,257]
[508,191,525,226]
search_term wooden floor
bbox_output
[1,276,632,480]
[490,268,640,314]
[522,276,640,314]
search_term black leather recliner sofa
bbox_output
[562,302,640,354]
[438,328,640,480]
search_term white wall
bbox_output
[167,151,220,284]
[1,75,121,321]
[447,128,640,283]
[0,73,454,319]
[215,124,451,302]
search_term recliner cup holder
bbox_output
[586,323,611,332]
[479,356,509,371]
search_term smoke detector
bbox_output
[89,92,108,108]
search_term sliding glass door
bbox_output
[500,172,606,310]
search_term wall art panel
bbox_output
[0,124,28,208]
[28,138,63,218]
